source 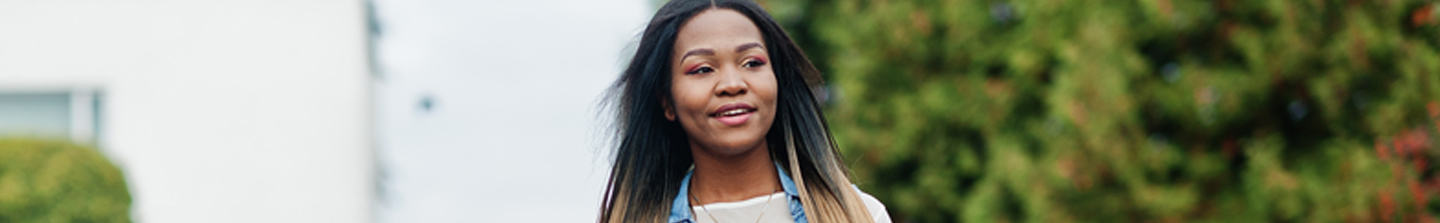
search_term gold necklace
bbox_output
[690,184,778,223]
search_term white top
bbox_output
[691,191,893,223]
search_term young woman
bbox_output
[599,0,891,222]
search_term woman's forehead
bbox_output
[674,9,764,52]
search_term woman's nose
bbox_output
[714,68,749,97]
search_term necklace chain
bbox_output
[690,183,778,223]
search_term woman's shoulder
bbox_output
[852,186,893,223]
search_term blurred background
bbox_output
[1,0,1438,223]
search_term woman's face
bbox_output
[666,8,778,156]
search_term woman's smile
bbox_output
[710,102,756,126]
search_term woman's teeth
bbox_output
[719,109,748,116]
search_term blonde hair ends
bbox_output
[785,126,875,223]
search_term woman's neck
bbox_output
[689,141,782,205]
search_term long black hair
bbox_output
[599,0,872,222]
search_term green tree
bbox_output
[762,0,1440,222]
[0,139,132,223]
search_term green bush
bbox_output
[762,0,1440,222]
[0,138,131,223]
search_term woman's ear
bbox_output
[663,97,676,121]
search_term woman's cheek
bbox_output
[680,83,711,121]
[759,73,779,107]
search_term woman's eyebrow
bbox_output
[736,42,763,53]
[679,43,763,62]
[680,48,715,62]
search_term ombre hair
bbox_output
[599,0,873,222]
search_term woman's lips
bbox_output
[711,103,756,126]
[714,111,752,126]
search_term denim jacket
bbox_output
[667,163,808,223]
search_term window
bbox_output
[0,89,101,143]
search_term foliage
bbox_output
[0,138,131,223]
[761,0,1440,222]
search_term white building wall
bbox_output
[0,1,373,223]
[369,0,649,222]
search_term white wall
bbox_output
[371,0,650,222]
[0,1,373,223]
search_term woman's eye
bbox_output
[742,59,766,68]
[686,66,714,75]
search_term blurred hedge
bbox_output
[0,139,131,223]
[759,0,1440,222]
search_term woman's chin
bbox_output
[697,137,768,157]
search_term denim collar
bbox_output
[668,162,806,223]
